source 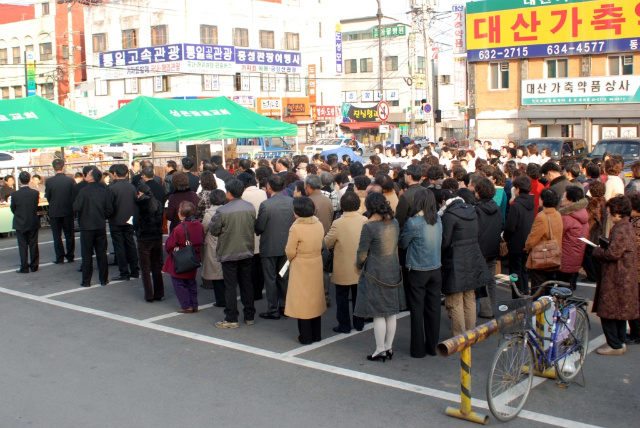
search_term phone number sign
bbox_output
[466,0,640,61]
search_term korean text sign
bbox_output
[521,75,640,105]
[466,0,640,61]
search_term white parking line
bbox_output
[142,303,215,323]
[42,280,125,298]
[0,236,80,251]
[0,258,84,275]
[0,284,606,428]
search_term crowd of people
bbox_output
[7,140,640,360]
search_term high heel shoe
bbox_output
[386,349,394,360]
[367,352,387,362]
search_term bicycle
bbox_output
[486,278,590,422]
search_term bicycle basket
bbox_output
[493,297,533,334]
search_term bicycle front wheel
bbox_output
[556,308,589,382]
[487,337,534,422]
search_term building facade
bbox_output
[0,1,86,106]
[466,0,639,148]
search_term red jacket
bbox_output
[531,178,545,217]
[559,199,589,273]
[162,219,204,279]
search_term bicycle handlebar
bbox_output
[509,277,571,299]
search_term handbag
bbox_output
[499,237,509,258]
[322,247,334,273]
[172,222,202,274]
[530,214,562,270]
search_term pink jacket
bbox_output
[559,199,589,273]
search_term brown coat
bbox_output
[524,207,564,270]
[308,190,334,235]
[200,205,223,280]
[592,218,640,320]
[324,211,367,285]
[384,190,399,213]
[284,216,327,319]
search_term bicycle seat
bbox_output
[550,287,573,300]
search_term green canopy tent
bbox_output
[99,96,299,165]
[0,96,136,151]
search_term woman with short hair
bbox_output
[201,189,228,307]
[593,196,640,355]
[162,201,204,313]
[558,186,589,290]
[285,196,327,344]
[604,158,625,200]
[196,170,217,222]
[166,172,199,232]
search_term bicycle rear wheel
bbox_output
[487,337,534,422]
[556,308,589,382]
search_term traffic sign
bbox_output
[377,101,389,122]
[423,103,432,114]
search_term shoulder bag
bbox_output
[530,214,562,270]
[173,222,202,274]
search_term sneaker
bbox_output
[244,319,255,326]
[596,345,626,355]
[215,320,239,329]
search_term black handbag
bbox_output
[322,247,334,273]
[172,222,201,274]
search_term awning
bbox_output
[283,115,313,125]
[339,122,388,130]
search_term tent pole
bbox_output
[222,139,226,169]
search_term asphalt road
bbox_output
[0,228,637,428]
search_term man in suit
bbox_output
[10,171,40,273]
[181,157,200,192]
[74,168,113,287]
[275,157,290,176]
[210,155,233,183]
[108,164,140,281]
[45,159,76,264]
[131,160,163,188]
[255,174,294,319]
[140,166,166,208]
[164,160,177,194]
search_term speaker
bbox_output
[186,144,212,168]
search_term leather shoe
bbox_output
[51,259,63,264]
[259,312,281,320]
[100,282,108,286]
[333,326,351,334]
[130,273,140,279]
[111,275,130,281]
[30,266,38,272]
[16,269,29,274]
[79,283,90,287]
[66,257,74,263]
[177,308,194,314]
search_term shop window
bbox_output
[385,56,398,71]
[202,75,219,91]
[154,75,170,92]
[286,74,300,92]
[200,25,217,45]
[235,73,250,91]
[95,78,109,96]
[124,78,138,94]
[609,55,633,75]
[489,61,509,90]
[547,58,568,78]
[151,25,168,46]
[122,29,138,49]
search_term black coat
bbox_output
[10,186,40,231]
[132,174,162,189]
[164,170,175,194]
[186,172,200,193]
[44,173,75,217]
[73,182,113,230]
[72,180,106,204]
[134,195,163,241]
[255,193,295,257]
[475,198,503,259]
[107,178,137,226]
[144,178,167,209]
[503,194,535,254]
[214,166,233,183]
[395,184,427,229]
[441,199,489,294]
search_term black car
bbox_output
[589,138,640,163]
[522,137,588,166]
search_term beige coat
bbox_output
[201,205,223,280]
[384,190,399,212]
[324,211,367,285]
[241,185,267,254]
[285,216,327,319]
[356,189,368,215]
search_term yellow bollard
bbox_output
[445,347,489,425]
[535,311,556,379]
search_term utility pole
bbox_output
[376,0,383,101]
[421,1,435,143]
[67,0,75,112]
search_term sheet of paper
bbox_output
[279,260,290,277]
[579,237,597,248]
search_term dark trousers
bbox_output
[110,224,139,277]
[203,279,226,306]
[222,258,255,323]
[80,229,108,285]
[252,253,264,300]
[261,255,288,316]
[582,245,601,282]
[171,276,198,309]
[335,284,364,332]
[407,269,442,357]
[529,269,557,296]
[298,316,322,344]
[50,215,74,262]
[601,317,627,350]
[556,271,578,290]
[399,247,411,311]
[16,229,39,271]
[485,257,498,308]
[508,253,529,298]
[629,317,640,340]
[137,239,164,300]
